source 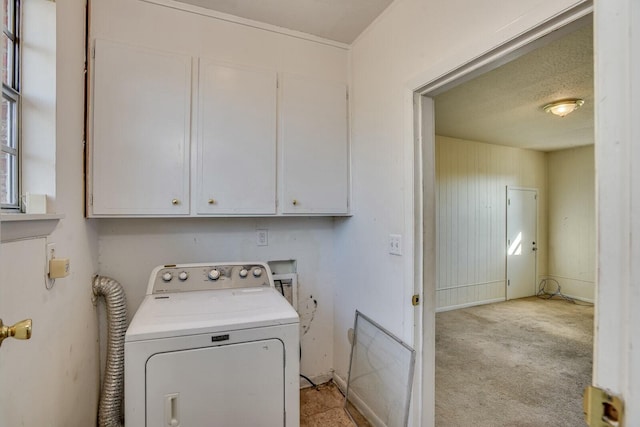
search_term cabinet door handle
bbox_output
[208,199,216,205]
[171,199,180,205]
[292,199,298,206]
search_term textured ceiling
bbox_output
[172,0,393,44]
[435,23,594,152]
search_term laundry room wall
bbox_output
[0,1,101,426]
[97,218,338,383]
[546,145,595,301]
[335,0,588,411]
[90,0,348,384]
[435,136,548,311]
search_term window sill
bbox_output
[0,213,64,243]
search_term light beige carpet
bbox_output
[436,297,593,426]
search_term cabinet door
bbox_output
[196,60,277,214]
[90,39,191,216]
[279,74,349,214]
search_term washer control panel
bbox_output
[148,262,273,295]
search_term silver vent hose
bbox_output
[92,276,127,427]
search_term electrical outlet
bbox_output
[256,229,268,246]
[46,242,56,275]
[389,234,402,256]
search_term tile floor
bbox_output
[300,382,371,426]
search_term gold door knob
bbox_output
[171,199,179,205]
[292,199,298,206]
[208,199,215,205]
[0,318,32,347]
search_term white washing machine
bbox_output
[125,262,300,427]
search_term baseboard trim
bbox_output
[436,297,505,313]
[299,372,334,389]
[552,294,594,304]
[540,275,595,303]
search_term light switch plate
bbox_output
[256,229,268,246]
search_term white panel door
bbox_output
[197,60,277,214]
[91,39,191,216]
[506,188,538,300]
[146,339,285,427]
[279,74,348,214]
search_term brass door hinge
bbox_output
[412,295,420,306]
[584,385,624,426]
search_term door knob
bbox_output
[0,318,32,347]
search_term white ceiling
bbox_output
[435,22,594,152]
[173,0,394,44]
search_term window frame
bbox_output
[1,0,21,211]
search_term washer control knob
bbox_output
[162,272,173,282]
[178,271,189,281]
[252,268,262,277]
[208,269,221,280]
[239,268,248,278]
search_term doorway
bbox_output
[413,5,595,426]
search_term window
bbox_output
[1,0,20,210]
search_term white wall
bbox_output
[90,0,349,382]
[435,136,547,311]
[21,0,56,202]
[0,1,101,426]
[434,139,595,309]
[89,0,347,84]
[546,145,595,301]
[97,217,338,381]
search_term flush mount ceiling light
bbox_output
[543,99,585,117]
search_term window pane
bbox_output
[1,95,16,149]
[2,34,13,86]
[1,150,16,206]
[1,96,7,147]
[3,0,13,33]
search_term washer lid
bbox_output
[125,287,299,342]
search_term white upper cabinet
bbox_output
[279,74,349,214]
[90,39,192,216]
[89,43,349,217]
[196,60,277,215]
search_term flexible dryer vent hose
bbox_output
[92,276,127,427]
